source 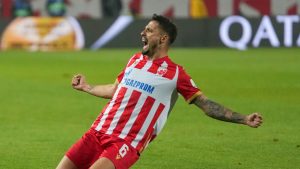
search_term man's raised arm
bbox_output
[193,94,263,128]
[71,74,118,99]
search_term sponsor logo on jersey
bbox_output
[124,69,132,77]
[123,78,155,94]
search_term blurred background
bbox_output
[1,0,300,51]
[1,1,300,169]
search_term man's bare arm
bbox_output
[193,94,263,128]
[84,83,118,99]
[71,74,118,99]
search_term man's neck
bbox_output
[147,49,168,61]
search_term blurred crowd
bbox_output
[0,0,212,19]
[0,0,125,18]
[1,0,68,17]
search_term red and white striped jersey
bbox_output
[91,53,201,153]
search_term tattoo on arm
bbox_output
[193,95,246,124]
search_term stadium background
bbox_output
[0,0,300,169]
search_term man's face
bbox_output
[140,21,164,56]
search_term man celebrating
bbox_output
[56,14,263,169]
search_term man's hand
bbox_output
[71,74,91,92]
[245,113,263,128]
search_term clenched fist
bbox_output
[71,74,91,92]
[245,113,263,128]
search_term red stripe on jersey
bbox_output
[127,54,141,67]
[99,87,127,133]
[136,132,152,153]
[163,65,176,80]
[112,90,142,135]
[135,103,165,151]
[147,62,159,74]
[91,103,110,130]
[123,96,155,142]
[134,59,147,69]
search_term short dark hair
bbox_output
[151,14,177,44]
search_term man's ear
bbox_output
[160,34,169,44]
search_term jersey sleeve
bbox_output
[177,66,202,104]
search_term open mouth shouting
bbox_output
[142,36,149,54]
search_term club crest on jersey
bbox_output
[157,61,168,76]
[157,68,167,76]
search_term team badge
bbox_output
[157,61,168,76]
[157,68,167,76]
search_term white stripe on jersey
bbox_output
[95,87,123,131]
[153,102,170,136]
[131,101,160,148]
[119,94,147,139]
[140,60,152,71]
[130,54,143,67]
[105,89,134,135]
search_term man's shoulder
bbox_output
[166,56,184,70]
[127,52,143,61]
[124,52,144,67]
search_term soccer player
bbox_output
[56,14,263,169]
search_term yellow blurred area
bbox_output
[189,0,208,18]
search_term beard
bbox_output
[142,48,149,55]
[141,43,158,58]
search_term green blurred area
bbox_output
[0,48,299,169]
